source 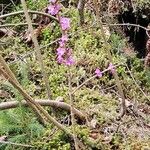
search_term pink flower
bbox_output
[48,4,61,15]
[95,68,102,77]
[57,55,64,63]
[60,17,70,30]
[61,35,68,42]
[65,56,75,66]
[59,41,65,47]
[59,35,68,47]
[108,63,115,74]
[66,48,72,55]
[49,0,57,3]
[56,47,65,56]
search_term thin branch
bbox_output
[77,0,85,26]
[0,55,20,85]
[0,10,58,22]
[71,64,122,95]
[106,23,150,38]
[93,0,126,118]
[68,69,79,150]
[0,3,11,15]
[0,100,86,120]
[6,39,59,65]
[0,141,34,148]
[0,23,38,28]
[125,64,150,101]
[10,0,17,8]
[21,0,52,99]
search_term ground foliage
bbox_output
[0,0,150,149]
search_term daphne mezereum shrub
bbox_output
[48,0,115,77]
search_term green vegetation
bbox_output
[0,0,150,149]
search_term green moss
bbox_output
[1,0,150,149]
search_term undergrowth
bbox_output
[0,0,150,149]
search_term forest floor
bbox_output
[0,0,150,149]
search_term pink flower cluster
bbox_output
[48,3,61,15]
[95,68,102,77]
[48,0,74,66]
[95,63,115,77]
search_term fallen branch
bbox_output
[0,100,86,120]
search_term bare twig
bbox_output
[0,10,58,22]
[21,0,51,99]
[7,39,59,65]
[0,54,40,121]
[68,69,79,150]
[0,3,11,15]
[0,23,38,28]
[77,0,85,26]
[115,119,136,133]
[106,23,150,38]
[125,64,150,101]
[0,141,34,148]
[10,0,17,10]
[0,55,20,85]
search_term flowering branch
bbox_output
[48,0,75,66]
[71,64,122,95]
[94,0,126,118]
[48,1,78,148]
